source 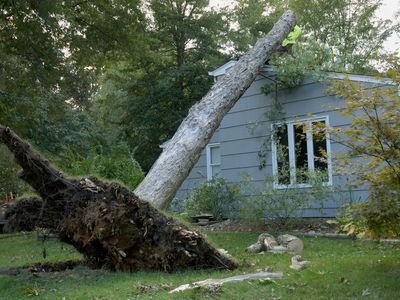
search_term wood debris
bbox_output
[169,271,284,293]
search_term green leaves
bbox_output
[275,0,397,73]
[0,101,6,116]
[183,178,241,220]
[97,0,229,170]
[387,68,398,81]
[228,0,276,54]
[63,142,144,190]
[0,146,31,199]
[282,25,301,47]
[331,58,400,239]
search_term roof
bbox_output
[208,60,238,77]
[209,61,394,85]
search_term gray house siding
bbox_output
[175,68,381,217]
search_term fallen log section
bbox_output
[169,271,284,293]
[0,126,237,272]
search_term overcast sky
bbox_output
[210,0,399,53]
[377,0,399,52]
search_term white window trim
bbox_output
[271,115,333,189]
[206,143,221,181]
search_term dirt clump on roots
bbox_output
[56,177,237,272]
[4,197,54,232]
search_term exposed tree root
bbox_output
[4,197,50,232]
[0,125,237,272]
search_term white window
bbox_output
[206,144,221,180]
[271,116,332,188]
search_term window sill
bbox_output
[273,182,333,190]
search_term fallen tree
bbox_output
[1,11,296,272]
[0,125,237,271]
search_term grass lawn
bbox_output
[0,231,399,299]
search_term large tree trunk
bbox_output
[135,11,296,209]
[0,126,237,271]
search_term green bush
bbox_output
[360,189,400,238]
[63,142,144,189]
[237,170,334,226]
[183,178,241,220]
[0,145,30,200]
[333,188,400,239]
[330,57,400,239]
[332,204,366,238]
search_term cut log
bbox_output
[169,271,284,293]
[290,255,310,270]
[0,125,237,272]
[277,234,304,252]
[135,11,296,209]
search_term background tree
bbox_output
[276,0,396,72]
[228,0,277,54]
[94,0,229,170]
[0,0,148,197]
[0,0,146,154]
[227,0,396,73]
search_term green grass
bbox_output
[0,231,399,299]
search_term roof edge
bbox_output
[208,61,393,85]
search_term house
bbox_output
[173,61,390,217]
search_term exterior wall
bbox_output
[174,71,380,217]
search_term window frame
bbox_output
[206,143,221,180]
[271,115,333,189]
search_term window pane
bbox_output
[210,146,220,164]
[294,123,308,183]
[212,165,221,178]
[275,124,290,185]
[312,121,328,181]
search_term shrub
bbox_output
[330,56,400,238]
[0,145,30,200]
[237,170,334,227]
[333,188,400,239]
[360,189,400,238]
[63,142,144,189]
[332,204,366,238]
[183,178,241,221]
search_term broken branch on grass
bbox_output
[169,271,284,293]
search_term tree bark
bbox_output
[0,125,237,272]
[135,11,296,209]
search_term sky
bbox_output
[377,0,399,52]
[210,0,399,53]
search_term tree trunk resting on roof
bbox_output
[134,10,296,209]
[1,11,296,272]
